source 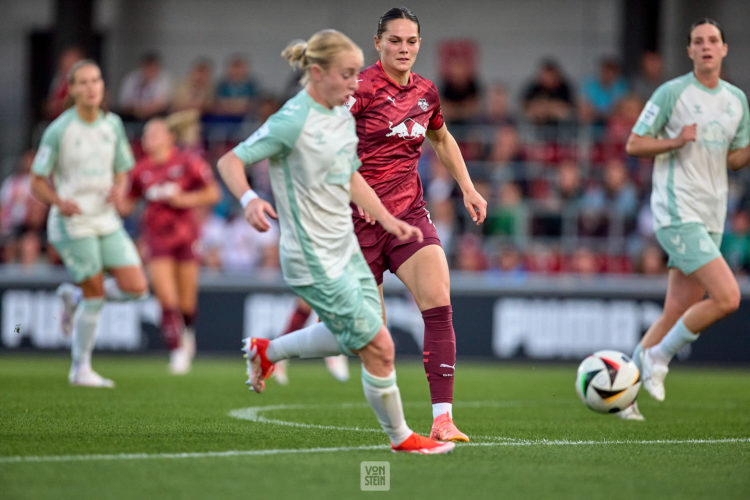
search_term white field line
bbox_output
[2,401,748,464]
[2,438,748,464]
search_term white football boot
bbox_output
[69,364,115,388]
[324,354,349,382]
[616,401,645,421]
[273,359,289,385]
[169,346,191,375]
[641,347,668,402]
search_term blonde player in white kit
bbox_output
[624,19,750,418]
[31,60,148,388]
[217,29,455,454]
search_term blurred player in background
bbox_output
[118,118,221,374]
[30,60,148,388]
[626,18,750,417]
[346,6,487,441]
[217,28,454,454]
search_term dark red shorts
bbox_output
[144,236,198,262]
[354,206,442,285]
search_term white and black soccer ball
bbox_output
[575,350,641,413]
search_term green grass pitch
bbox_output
[1,354,748,499]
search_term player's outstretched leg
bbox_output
[642,319,698,401]
[358,327,455,455]
[57,282,81,337]
[69,298,114,388]
[422,306,469,442]
[615,344,645,421]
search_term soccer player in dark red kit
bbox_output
[119,118,221,374]
[347,6,487,442]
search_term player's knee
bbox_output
[370,329,394,366]
[715,289,740,317]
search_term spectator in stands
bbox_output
[0,150,47,266]
[636,243,667,275]
[44,46,84,120]
[453,233,487,272]
[631,50,664,102]
[721,207,750,274]
[485,181,527,247]
[582,158,639,234]
[521,58,575,125]
[118,52,172,121]
[483,82,514,126]
[220,209,280,273]
[578,57,629,125]
[568,246,599,275]
[438,39,481,125]
[488,244,527,279]
[171,58,215,115]
[213,54,261,119]
[603,93,645,162]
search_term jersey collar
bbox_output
[376,61,413,89]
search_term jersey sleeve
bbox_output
[233,104,304,164]
[31,123,61,177]
[729,90,750,151]
[427,83,445,130]
[346,74,373,118]
[128,162,144,199]
[188,153,215,189]
[632,82,675,137]
[112,114,135,173]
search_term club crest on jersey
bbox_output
[417,97,428,111]
[168,164,185,179]
[385,118,427,140]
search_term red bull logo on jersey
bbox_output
[385,118,427,140]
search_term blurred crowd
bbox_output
[2,42,750,278]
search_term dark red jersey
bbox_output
[129,148,214,245]
[348,62,444,217]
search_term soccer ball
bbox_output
[575,350,641,413]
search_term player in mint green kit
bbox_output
[217,29,454,454]
[31,60,148,388]
[624,19,750,419]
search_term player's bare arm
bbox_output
[426,124,487,225]
[168,180,222,209]
[350,172,423,243]
[216,150,277,232]
[625,124,697,157]
[108,172,133,215]
[727,145,750,171]
[29,173,82,216]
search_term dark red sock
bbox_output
[162,307,184,350]
[421,305,456,404]
[182,311,196,328]
[281,305,312,336]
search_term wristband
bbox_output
[240,189,259,209]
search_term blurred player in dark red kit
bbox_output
[346,7,487,441]
[121,118,221,374]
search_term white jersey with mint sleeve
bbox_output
[32,108,135,239]
[633,72,750,233]
[233,89,362,286]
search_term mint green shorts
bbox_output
[51,227,142,283]
[291,251,383,354]
[655,223,722,275]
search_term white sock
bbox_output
[361,366,412,446]
[103,277,147,302]
[71,298,104,368]
[266,322,342,362]
[432,402,453,420]
[651,319,699,362]
[631,343,643,372]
